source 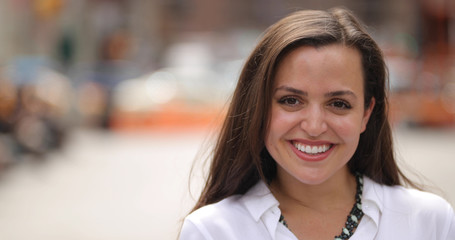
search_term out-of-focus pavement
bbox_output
[0,127,453,240]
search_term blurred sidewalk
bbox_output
[0,127,453,240]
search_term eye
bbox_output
[278,96,300,106]
[329,99,352,110]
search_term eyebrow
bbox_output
[325,90,357,99]
[274,86,357,99]
[274,86,307,96]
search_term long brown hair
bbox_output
[192,7,413,211]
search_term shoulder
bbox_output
[180,195,247,239]
[185,195,247,225]
[381,183,453,216]
[180,181,279,240]
[364,177,452,214]
[366,178,455,238]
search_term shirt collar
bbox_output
[358,176,383,233]
[239,177,384,239]
[240,181,280,220]
[240,181,282,239]
[242,178,384,218]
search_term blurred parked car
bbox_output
[0,57,71,168]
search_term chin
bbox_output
[293,171,331,185]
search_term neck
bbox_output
[271,168,356,211]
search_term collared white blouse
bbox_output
[180,177,455,239]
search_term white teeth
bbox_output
[293,142,331,155]
[305,145,311,153]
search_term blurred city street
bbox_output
[0,0,454,240]
[0,126,453,240]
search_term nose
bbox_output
[300,105,328,137]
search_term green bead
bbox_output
[351,215,358,223]
[357,203,362,210]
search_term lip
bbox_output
[288,140,335,162]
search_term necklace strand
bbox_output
[279,173,364,240]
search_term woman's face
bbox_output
[265,44,374,186]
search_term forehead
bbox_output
[273,44,364,94]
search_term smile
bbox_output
[293,142,333,155]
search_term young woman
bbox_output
[180,7,455,240]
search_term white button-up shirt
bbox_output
[180,177,455,239]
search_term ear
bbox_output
[361,97,375,133]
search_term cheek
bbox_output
[265,108,298,149]
[267,108,299,136]
[329,115,364,144]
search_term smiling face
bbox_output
[265,44,375,186]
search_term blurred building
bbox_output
[0,0,452,136]
[0,0,423,70]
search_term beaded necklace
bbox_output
[278,173,364,240]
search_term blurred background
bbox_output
[0,0,454,239]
